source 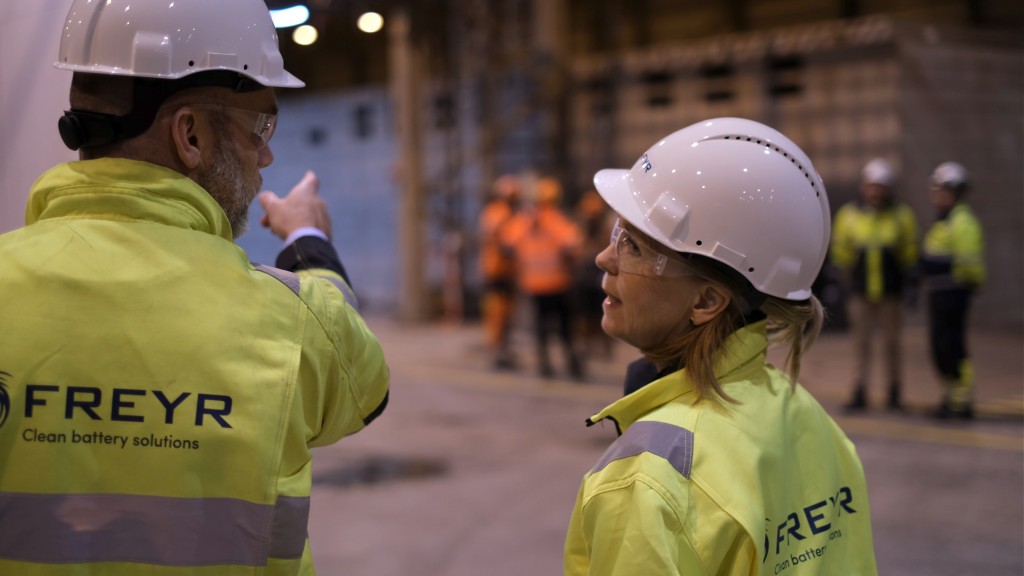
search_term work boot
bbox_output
[568,354,585,381]
[492,350,518,371]
[887,382,905,412]
[843,384,867,412]
[538,358,555,378]
[935,400,974,421]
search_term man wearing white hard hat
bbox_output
[920,161,985,419]
[0,1,389,574]
[830,158,918,412]
[563,118,877,575]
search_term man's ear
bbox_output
[691,282,732,326]
[169,108,203,169]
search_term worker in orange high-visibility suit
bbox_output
[575,190,616,360]
[479,175,522,369]
[502,177,584,379]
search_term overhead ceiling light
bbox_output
[293,24,319,46]
[270,5,310,28]
[357,11,384,33]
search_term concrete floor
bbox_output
[305,315,1024,576]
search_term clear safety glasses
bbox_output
[191,104,278,148]
[610,219,694,277]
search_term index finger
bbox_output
[287,170,320,199]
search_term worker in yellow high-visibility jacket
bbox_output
[0,1,389,574]
[830,159,918,411]
[920,162,986,419]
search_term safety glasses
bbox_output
[190,104,278,148]
[610,219,694,277]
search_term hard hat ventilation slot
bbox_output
[709,134,822,198]
[188,60,195,67]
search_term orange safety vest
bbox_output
[502,206,581,295]
[479,200,517,281]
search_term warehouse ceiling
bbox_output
[261,0,1023,91]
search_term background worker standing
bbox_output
[830,158,918,411]
[920,162,986,419]
[0,0,389,574]
[478,175,522,369]
[502,177,584,379]
[574,190,616,361]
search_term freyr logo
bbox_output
[0,371,11,428]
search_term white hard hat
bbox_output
[593,117,830,301]
[861,158,895,187]
[55,0,303,88]
[931,162,969,190]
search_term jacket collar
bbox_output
[27,159,233,240]
[936,201,970,222]
[587,320,769,435]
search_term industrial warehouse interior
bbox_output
[0,1,1021,575]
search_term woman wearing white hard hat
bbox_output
[563,118,878,575]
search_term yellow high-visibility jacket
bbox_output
[0,159,389,575]
[830,201,918,302]
[921,202,985,291]
[565,322,877,576]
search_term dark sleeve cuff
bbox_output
[275,236,352,288]
[918,257,953,278]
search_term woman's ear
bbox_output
[691,282,732,326]
[169,108,203,169]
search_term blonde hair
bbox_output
[645,254,824,403]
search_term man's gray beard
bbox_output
[201,138,259,240]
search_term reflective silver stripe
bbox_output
[0,492,309,565]
[591,420,694,479]
[318,274,360,311]
[254,264,360,310]
[254,264,301,295]
[269,495,310,559]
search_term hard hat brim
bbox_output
[53,62,305,89]
[593,168,648,235]
[594,167,689,265]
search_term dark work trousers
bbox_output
[532,291,580,376]
[927,288,972,381]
